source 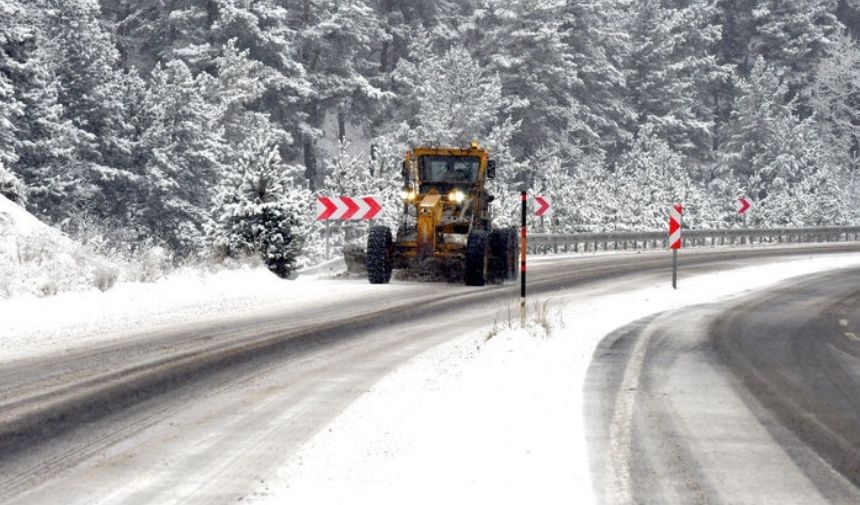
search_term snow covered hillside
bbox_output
[0,195,119,298]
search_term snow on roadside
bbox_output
[0,265,424,363]
[247,252,860,505]
[0,194,118,298]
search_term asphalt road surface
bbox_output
[2,244,859,504]
[587,266,860,505]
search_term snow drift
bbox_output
[0,195,118,298]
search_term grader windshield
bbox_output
[419,156,480,184]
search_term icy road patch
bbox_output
[247,252,860,505]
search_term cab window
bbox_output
[419,156,480,183]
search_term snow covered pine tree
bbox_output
[211,139,305,278]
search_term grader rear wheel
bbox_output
[464,231,489,286]
[506,227,519,281]
[488,230,509,285]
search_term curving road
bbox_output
[587,266,860,504]
[2,244,860,504]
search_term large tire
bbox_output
[488,230,508,285]
[506,227,520,281]
[367,226,393,284]
[464,230,489,286]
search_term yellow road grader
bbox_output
[366,142,519,286]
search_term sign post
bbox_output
[521,191,528,328]
[672,248,678,289]
[325,220,331,260]
[669,203,683,289]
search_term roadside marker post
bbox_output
[521,191,527,328]
[669,203,683,289]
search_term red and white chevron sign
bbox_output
[316,196,383,221]
[668,203,683,250]
[534,195,551,217]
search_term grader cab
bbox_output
[366,141,519,286]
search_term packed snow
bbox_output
[245,252,860,505]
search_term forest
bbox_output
[0,0,858,273]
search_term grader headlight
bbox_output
[448,189,466,204]
[401,188,417,202]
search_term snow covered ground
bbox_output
[0,264,429,362]
[5,196,860,504]
[0,195,116,299]
[245,252,860,505]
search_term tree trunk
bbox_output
[303,102,320,191]
[303,136,317,191]
[338,108,346,143]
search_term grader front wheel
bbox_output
[367,226,393,284]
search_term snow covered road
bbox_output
[2,244,860,504]
[587,267,860,504]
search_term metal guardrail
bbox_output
[528,226,860,254]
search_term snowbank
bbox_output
[0,195,119,298]
[0,263,412,363]
[248,252,860,505]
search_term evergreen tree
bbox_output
[0,0,30,168]
[0,160,26,207]
[570,154,618,232]
[810,32,860,174]
[466,0,580,159]
[837,0,860,40]
[2,3,95,222]
[104,0,311,172]
[722,57,843,226]
[41,0,135,169]
[615,128,706,230]
[750,0,841,106]
[560,0,636,160]
[720,57,789,183]
[288,0,389,189]
[707,169,746,228]
[29,0,144,230]
[625,0,726,158]
[211,136,307,277]
[392,43,512,148]
[138,60,229,255]
[214,39,290,152]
